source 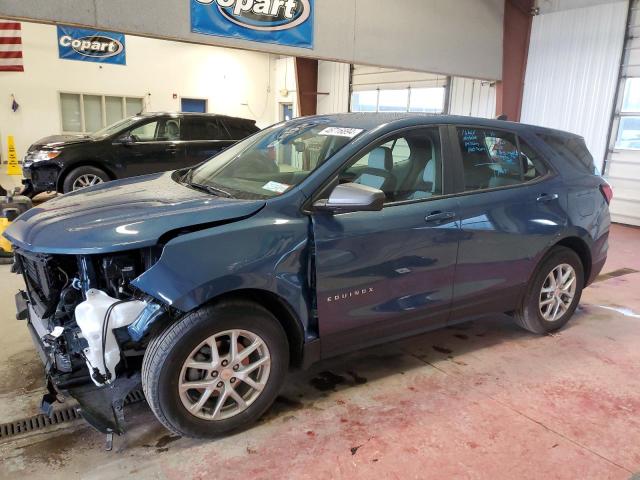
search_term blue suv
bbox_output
[5,114,611,439]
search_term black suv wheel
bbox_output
[62,166,109,193]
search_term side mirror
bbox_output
[313,183,385,214]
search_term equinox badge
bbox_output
[327,287,375,303]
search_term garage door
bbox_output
[350,65,448,113]
[606,1,640,226]
[349,65,497,119]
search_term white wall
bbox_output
[317,61,350,115]
[537,0,624,13]
[0,22,281,160]
[449,77,497,118]
[273,57,298,122]
[521,1,628,169]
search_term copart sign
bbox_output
[191,0,313,49]
[57,25,126,65]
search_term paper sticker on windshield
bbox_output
[318,127,364,138]
[263,181,291,194]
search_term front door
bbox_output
[113,117,187,177]
[311,127,461,357]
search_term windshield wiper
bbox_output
[187,182,233,198]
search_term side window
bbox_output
[129,121,159,142]
[339,128,443,204]
[519,140,548,181]
[129,118,181,142]
[184,119,229,141]
[457,128,523,191]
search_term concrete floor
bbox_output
[0,182,638,478]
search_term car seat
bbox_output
[166,120,180,141]
[354,146,396,197]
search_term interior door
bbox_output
[449,126,566,321]
[113,117,186,177]
[311,127,461,357]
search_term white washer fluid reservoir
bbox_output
[75,289,146,386]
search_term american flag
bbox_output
[0,20,24,72]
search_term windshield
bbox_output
[185,121,364,199]
[91,116,143,139]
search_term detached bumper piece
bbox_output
[69,372,142,435]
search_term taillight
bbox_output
[600,182,613,205]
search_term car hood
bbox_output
[4,172,266,254]
[28,134,94,152]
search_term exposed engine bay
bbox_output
[13,247,169,435]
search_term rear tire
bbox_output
[62,166,109,193]
[513,246,584,334]
[142,301,289,438]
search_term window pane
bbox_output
[340,128,442,203]
[60,93,81,132]
[83,95,103,132]
[351,91,378,112]
[105,96,124,126]
[409,87,446,113]
[622,78,640,113]
[378,89,408,112]
[126,97,143,117]
[130,121,159,142]
[458,128,522,191]
[615,116,640,150]
[160,118,181,141]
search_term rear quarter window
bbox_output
[538,134,595,173]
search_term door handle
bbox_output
[425,211,456,223]
[166,145,178,154]
[537,193,559,203]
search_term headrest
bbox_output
[368,147,393,171]
[410,137,433,162]
[423,158,436,182]
[166,121,179,135]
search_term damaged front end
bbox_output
[13,248,169,435]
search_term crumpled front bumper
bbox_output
[16,291,141,434]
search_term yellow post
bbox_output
[7,135,22,176]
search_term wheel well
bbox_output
[209,289,305,368]
[57,162,116,191]
[555,236,592,283]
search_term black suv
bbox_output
[22,113,260,196]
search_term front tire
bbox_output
[514,246,584,334]
[62,166,109,193]
[142,301,289,438]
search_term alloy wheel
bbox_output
[178,329,271,421]
[72,174,104,190]
[539,263,577,322]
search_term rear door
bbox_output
[113,116,187,177]
[449,125,566,321]
[182,116,236,165]
[311,126,461,357]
